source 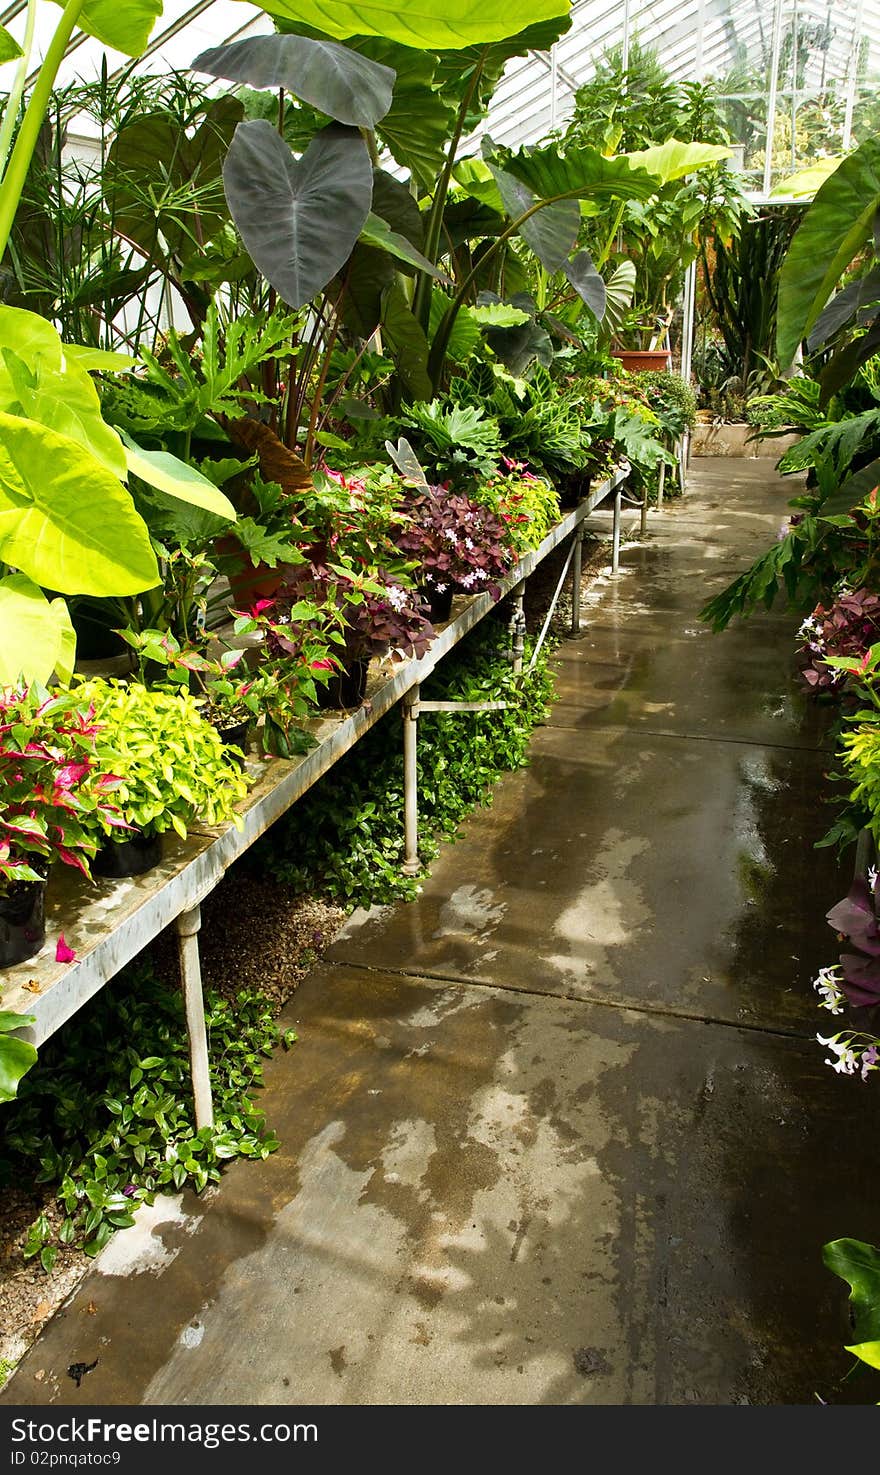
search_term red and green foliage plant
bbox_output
[0,685,124,894]
[393,486,515,601]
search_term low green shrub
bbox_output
[256,617,557,908]
[0,967,290,1269]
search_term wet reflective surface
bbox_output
[4,462,875,1407]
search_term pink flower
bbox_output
[55,934,76,964]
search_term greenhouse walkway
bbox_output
[5,460,875,1407]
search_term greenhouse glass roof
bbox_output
[3,0,879,191]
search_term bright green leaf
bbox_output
[0,412,159,596]
[823,1238,880,1369]
[0,575,76,685]
[120,435,237,519]
[250,0,571,49]
[0,25,23,64]
[49,0,162,57]
[624,139,730,185]
[359,212,452,281]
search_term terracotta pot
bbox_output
[610,348,673,373]
[213,535,287,608]
[93,828,162,878]
[0,878,46,967]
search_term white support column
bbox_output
[611,487,623,575]
[401,688,421,877]
[175,904,214,1131]
[763,0,786,198]
[843,0,865,152]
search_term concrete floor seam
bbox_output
[326,957,821,1046]
[544,714,835,754]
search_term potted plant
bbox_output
[392,486,516,623]
[476,461,562,554]
[256,567,435,711]
[73,679,251,875]
[0,684,125,965]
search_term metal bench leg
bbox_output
[402,687,421,877]
[508,583,527,673]
[611,486,623,574]
[657,459,666,511]
[570,531,583,633]
[176,904,214,1130]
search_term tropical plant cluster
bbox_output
[700,132,880,1112]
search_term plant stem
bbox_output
[0,0,87,262]
[0,0,38,184]
[596,201,626,270]
[412,57,486,335]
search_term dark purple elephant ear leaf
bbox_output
[839,952,880,1008]
[827,876,875,935]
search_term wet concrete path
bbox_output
[4,460,874,1406]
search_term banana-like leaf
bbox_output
[564,250,606,320]
[823,1238,880,1369]
[489,162,579,273]
[121,435,237,519]
[777,137,880,368]
[0,575,76,685]
[491,141,659,204]
[624,139,731,185]
[360,214,452,282]
[0,25,22,63]
[0,1012,37,1106]
[49,0,161,57]
[222,120,373,309]
[246,0,571,50]
[0,413,159,596]
[192,35,395,128]
[599,258,637,341]
[381,282,432,401]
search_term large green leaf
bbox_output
[0,347,127,483]
[489,162,579,272]
[453,159,506,214]
[598,258,636,342]
[443,196,507,247]
[371,169,424,248]
[0,25,23,64]
[823,1238,880,1369]
[64,345,137,374]
[121,436,237,519]
[0,413,159,596]
[192,35,395,128]
[491,141,659,204]
[777,137,880,368]
[254,0,571,49]
[222,120,373,309]
[381,282,432,400]
[0,308,127,481]
[0,575,76,685]
[0,1013,37,1107]
[624,139,731,185]
[49,0,162,56]
[332,243,395,336]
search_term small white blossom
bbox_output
[798,615,820,638]
[385,585,408,612]
[869,866,878,892]
[465,538,474,550]
[813,965,845,1015]
[443,529,458,545]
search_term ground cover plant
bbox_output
[255,618,556,908]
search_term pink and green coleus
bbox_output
[0,683,125,893]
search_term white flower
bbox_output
[473,568,487,581]
[869,866,878,892]
[385,585,408,612]
[443,529,458,545]
[435,582,447,593]
[813,966,845,1015]
[465,538,474,550]
[798,615,820,638]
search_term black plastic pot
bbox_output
[316,658,370,711]
[423,585,454,624]
[93,828,162,878]
[215,718,251,767]
[0,878,47,967]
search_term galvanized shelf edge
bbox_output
[4,471,627,1048]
